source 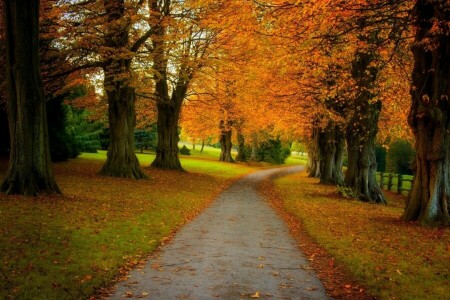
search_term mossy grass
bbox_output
[271,171,450,300]
[0,151,261,299]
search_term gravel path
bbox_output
[109,166,328,300]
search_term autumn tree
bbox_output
[148,0,217,170]
[55,0,154,179]
[1,0,60,195]
[403,0,450,225]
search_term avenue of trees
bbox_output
[0,0,448,225]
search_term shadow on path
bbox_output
[109,166,328,299]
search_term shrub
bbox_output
[386,140,415,175]
[179,145,191,155]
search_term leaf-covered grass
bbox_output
[270,172,450,300]
[0,153,260,299]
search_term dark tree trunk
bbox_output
[99,1,146,179]
[192,139,196,150]
[219,120,234,163]
[1,0,60,195]
[403,1,450,225]
[307,126,321,178]
[151,100,184,170]
[100,63,146,179]
[200,139,205,152]
[344,48,385,204]
[235,131,246,162]
[319,122,344,185]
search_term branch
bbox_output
[48,61,104,79]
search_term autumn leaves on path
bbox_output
[108,166,328,299]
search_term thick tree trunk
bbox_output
[219,121,234,163]
[345,101,385,204]
[403,1,450,225]
[151,101,184,170]
[1,0,60,195]
[319,123,344,185]
[100,68,146,179]
[235,132,247,162]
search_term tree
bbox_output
[1,0,60,195]
[55,0,153,179]
[149,0,214,170]
[403,0,450,225]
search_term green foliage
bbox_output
[386,140,415,175]
[179,145,191,155]
[135,125,157,153]
[337,185,355,198]
[246,139,290,164]
[66,108,104,153]
[375,144,387,172]
[47,97,80,162]
[291,140,306,153]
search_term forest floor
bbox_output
[106,166,329,300]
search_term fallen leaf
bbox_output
[250,291,260,298]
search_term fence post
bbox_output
[380,172,384,189]
[388,174,394,191]
[397,174,403,195]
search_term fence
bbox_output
[377,172,414,195]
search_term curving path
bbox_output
[109,166,328,299]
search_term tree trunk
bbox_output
[235,132,246,162]
[1,0,60,195]
[219,120,234,163]
[99,1,146,179]
[345,100,385,204]
[151,100,184,170]
[200,139,205,152]
[307,126,321,178]
[100,66,146,179]
[403,1,450,225]
[192,138,196,150]
[319,122,344,185]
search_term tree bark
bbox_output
[403,1,450,225]
[151,100,184,170]
[1,0,60,195]
[219,120,234,163]
[307,125,321,178]
[319,122,344,185]
[344,48,385,204]
[235,131,247,162]
[100,62,146,179]
[99,0,146,179]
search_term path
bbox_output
[109,166,328,299]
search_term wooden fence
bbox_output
[377,172,414,195]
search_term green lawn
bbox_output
[0,151,262,299]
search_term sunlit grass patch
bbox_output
[0,153,260,299]
[271,172,450,300]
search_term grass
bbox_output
[0,151,261,299]
[269,171,450,300]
